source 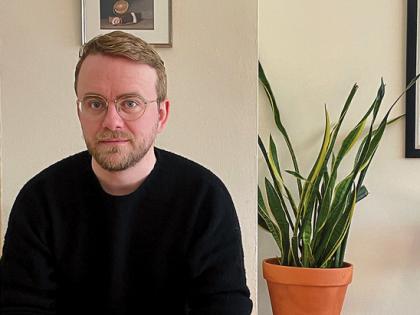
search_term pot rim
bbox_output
[263,258,353,286]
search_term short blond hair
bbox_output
[75,31,167,102]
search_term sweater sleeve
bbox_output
[0,185,57,315]
[185,183,253,315]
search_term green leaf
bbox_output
[338,228,350,266]
[268,136,299,217]
[305,106,332,190]
[387,73,420,111]
[258,214,270,231]
[259,62,302,196]
[258,207,283,260]
[357,117,387,172]
[258,185,268,214]
[330,174,354,218]
[333,244,342,268]
[290,235,301,267]
[301,206,315,267]
[315,83,379,240]
[268,135,283,189]
[258,187,284,260]
[387,114,404,125]
[319,185,357,266]
[356,185,368,202]
[293,107,332,266]
[312,170,336,249]
[259,136,283,194]
[285,170,307,181]
[335,116,367,165]
[314,173,354,261]
[269,135,281,175]
[353,80,386,171]
[321,84,359,170]
[296,106,331,233]
[265,179,291,264]
[259,136,298,219]
[258,63,286,135]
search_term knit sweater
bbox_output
[0,148,252,315]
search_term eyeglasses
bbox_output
[77,93,158,121]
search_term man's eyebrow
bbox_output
[82,92,106,98]
[116,93,146,99]
[82,92,146,99]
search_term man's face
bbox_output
[76,54,169,171]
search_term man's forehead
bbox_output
[78,54,158,84]
[77,54,158,95]
[81,54,155,72]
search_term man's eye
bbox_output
[87,99,105,110]
[122,99,140,110]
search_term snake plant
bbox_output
[258,62,419,268]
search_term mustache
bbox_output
[96,130,133,141]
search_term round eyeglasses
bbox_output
[77,93,158,121]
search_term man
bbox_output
[0,31,252,314]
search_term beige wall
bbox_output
[0,0,257,310]
[259,0,420,314]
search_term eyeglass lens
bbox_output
[80,95,148,120]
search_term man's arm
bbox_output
[185,183,253,315]
[0,187,56,315]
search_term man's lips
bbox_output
[98,139,130,144]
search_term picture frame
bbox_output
[81,0,172,47]
[406,0,420,157]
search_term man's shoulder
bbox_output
[23,151,91,190]
[156,148,227,191]
[11,151,91,211]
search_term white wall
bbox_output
[0,1,257,311]
[259,1,420,314]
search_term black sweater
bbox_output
[0,148,252,314]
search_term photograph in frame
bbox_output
[82,0,172,47]
[100,0,154,30]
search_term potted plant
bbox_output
[258,62,418,315]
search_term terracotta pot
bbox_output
[263,258,353,315]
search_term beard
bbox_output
[85,125,157,172]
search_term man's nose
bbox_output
[101,103,125,130]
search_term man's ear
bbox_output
[157,99,170,133]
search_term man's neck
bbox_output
[91,147,157,196]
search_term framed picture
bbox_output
[406,0,420,157]
[81,0,172,47]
